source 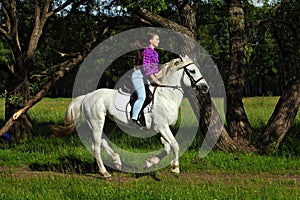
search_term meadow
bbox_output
[0,97,299,199]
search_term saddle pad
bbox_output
[114,89,131,112]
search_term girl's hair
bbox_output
[131,32,158,49]
[131,32,158,66]
[145,32,158,41]
[131,41,143,66]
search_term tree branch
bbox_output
[133,7,195,39]
[0,20,114,137]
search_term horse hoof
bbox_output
[171,167,180,174]
[101,171,112,178]
[115,164,122,171]
[144,159,153,169]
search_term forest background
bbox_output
[0,0,299,155]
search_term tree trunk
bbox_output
[5,57,33,140]
[187,89,247,154]
[260,79,300,154]
[226,0,253,148]
[176,0,196,34]
[5,79,32,140]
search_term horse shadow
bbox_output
[29,155,115,175]
[28,155,162,181]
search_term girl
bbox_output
[131,32,161,126]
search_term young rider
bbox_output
[131,32,161,126]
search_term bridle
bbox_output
[182,63,205,89]
[152,62,206,92]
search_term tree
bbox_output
[257,0,300,153]
[225,0,253,148]
[0,0,112,140]
[260,79,300,154]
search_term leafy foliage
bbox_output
[0,0,298,97]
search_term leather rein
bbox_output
[152,62,204,90]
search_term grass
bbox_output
[1,146,300,200]
[1,173,299,200]
[0,97,299,199]
[243,96,300,154]
[243,96,280,129]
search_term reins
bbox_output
[148,83,183,112]
[150,82,182,90]
[147,61,205,112]
[151,61,203,90]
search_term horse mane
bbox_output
[156,58,181,82]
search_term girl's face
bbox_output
[150,35,160,48]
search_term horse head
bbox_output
[174,55,209,93]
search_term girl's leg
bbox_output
[131,70,146,120]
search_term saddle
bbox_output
[129,84,153,126]
[115,81,154,127]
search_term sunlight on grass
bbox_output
[30,98,72,123]
[243,96,281,128]
[0,97,299,200]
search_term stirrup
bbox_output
[131,119,144,127]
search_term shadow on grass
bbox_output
[28,155,161,181]
[29,155,99,174]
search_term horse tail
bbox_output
[51,95,85,137]
[51,122,76,138]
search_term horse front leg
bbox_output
[144,136,171,169]
[149,125,180,174]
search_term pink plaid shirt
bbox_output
[142,45,159,76]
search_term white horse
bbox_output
[53,55,208,177]
[51,95,122,172]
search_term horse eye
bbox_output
[189,69,196,74]
[174,61,180,65]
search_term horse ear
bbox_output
[179,55,185,61]
[180,55,189,62]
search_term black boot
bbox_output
[131,119,143,127]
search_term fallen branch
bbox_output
[0,57,82,137]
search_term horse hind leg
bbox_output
[88,118,111,178]
[102,120,122,170]
[101,138,122,171]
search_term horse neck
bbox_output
[157,70,184,105]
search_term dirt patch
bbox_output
[1,165,300,188]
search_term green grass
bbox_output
[243,96,300,155]
[30,98,72,124]
[243,96,280,129]
[1,147,300,199]
[1,172,299,200]
[0,97,299,199]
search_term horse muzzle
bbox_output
[196,84,209,93]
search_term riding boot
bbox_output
[131,119,143,127]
